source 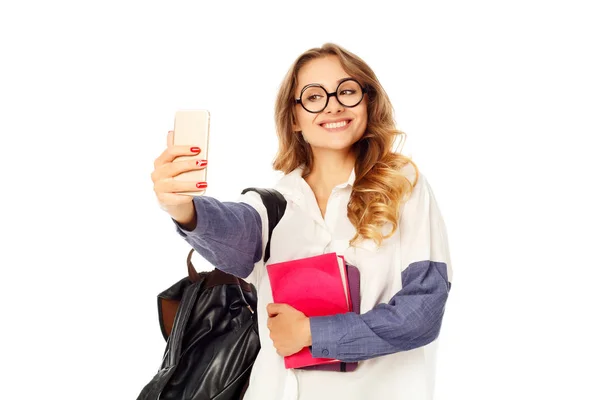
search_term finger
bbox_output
[167,130,174,147]
[170,158,208,179]
[151,158,207,183]
[153,145,202,169]
[268,303,289,316]
[154,178,208,195]
[267,303,278,317]
[155,192,194,207]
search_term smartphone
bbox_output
[172,109,210,196]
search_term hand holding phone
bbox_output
[150,109,210,227]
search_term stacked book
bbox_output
[266,252,360,370]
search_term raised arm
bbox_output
[173,195,264,279]
[151,130,267,279]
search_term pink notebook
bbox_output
[266,252,350,369]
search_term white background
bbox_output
[1,1,599,399]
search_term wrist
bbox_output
[169,203,197,231]
[304,317,312,347]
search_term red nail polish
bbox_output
[190,147,201,153]
[196,159,208,167]
[196,182,208,189]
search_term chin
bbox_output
[304,129,364,152]
[310,139,358,152]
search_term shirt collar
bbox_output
[337,168,356,189]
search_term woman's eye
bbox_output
[307,94,323,102]
[340,90,356,96]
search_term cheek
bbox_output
[357,104,368,120]
[298,114,316,130]
[355,106,368,129]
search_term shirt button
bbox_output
[322,349,329,356]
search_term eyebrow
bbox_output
[300,77,354,89]
[335,77,352,84]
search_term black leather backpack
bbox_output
[137,188,286,400]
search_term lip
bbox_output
[319,119,353,132]
[319,118,353,125]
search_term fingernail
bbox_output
[196,182,208,189]
[196,159,208,167]
[190,147,201,153]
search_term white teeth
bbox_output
[322,120,349,129]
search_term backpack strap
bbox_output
[241,187,287,263]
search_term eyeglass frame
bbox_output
[294,77,368,113]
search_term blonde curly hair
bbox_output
[273,43,419,247]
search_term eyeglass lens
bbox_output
[300,80,363,112]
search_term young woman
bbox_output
[151,43,453,400]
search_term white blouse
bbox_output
[233,162,453,400]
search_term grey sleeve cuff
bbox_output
[170,195,263,278]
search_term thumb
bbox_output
[267,303,285,317]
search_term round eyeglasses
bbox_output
[295,78,367,113]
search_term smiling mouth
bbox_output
[320,120,352,130]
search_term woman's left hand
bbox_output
[266,303,312,357]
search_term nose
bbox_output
[324,93,344,114]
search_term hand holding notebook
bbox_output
[266,252,360,369]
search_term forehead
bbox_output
[296,55,350,92]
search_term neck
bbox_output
[304,147,357,196]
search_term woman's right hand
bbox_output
[151,130,207,228]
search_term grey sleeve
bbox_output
[173,196,263,279]
[309,260,450,362]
